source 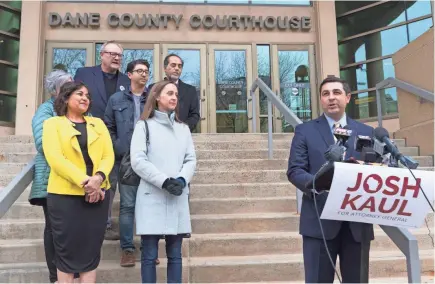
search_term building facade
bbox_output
[0,0,433,135]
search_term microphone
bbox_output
[324,144,345,162]
[333,125,352,147]
[326,125,352,162]
[373,127,419,169]
[355,135,372,152]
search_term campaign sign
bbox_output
[320,163,434,229]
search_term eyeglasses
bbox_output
[103,51,123,58]
[132,69,150,75]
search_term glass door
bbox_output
[44,42,94,102]
[208,45,254,133]
[271,45,317,133]
[161,44,207,133]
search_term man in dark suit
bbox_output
[149,54,200,131]
[74,41,130,240]
[287,76,374,283]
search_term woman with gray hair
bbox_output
[28,69,78,283]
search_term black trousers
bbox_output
[42,202,80,282]
[302,222,370,283]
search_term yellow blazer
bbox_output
[42,116,115,196]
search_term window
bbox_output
[0,35,19,65]
[338,25,409,66]
[408,18,434,41]
[251,0,310,5]
[0,1,20,123]
[0,94,16,123]
[405,0,433,20]
[335,1,378,16]
[256,45,272,133]
[207,0,248,3]
[0,64,18,94]
[340,58,395,92]
[84,0,311,5]
[337,1,406,40]
[346,88,397,120]
[335,0,432,120]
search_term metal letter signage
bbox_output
[48,13,312,31]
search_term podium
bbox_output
[304,160,434,283]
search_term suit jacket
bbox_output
[287,114,374,242]
[149,79,200,131]
[74,65,130,120]
[42,116,115,196]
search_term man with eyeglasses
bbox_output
[149,53,200,132]
[104,59,150,267]
[75,40,130,240]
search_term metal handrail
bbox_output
[250,77,422,283]
[376,77,434,127]
[250,77,302,158]
[0,159,35,218]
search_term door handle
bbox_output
[200,89,206,120]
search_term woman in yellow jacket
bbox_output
[42,81,114,283]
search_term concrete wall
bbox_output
[392,28,434,156]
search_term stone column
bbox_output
[315,1,340,80]
[15,1,45,135]
[365,32,387,117]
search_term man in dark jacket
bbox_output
[104,59,150,267]
[149,54,200,131]
[74,41,130,240]
[287,76,374,283]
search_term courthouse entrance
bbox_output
[44,42,317,133]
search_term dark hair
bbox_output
[54,81,91,116]
[126,59,150,73]
[140,80,182,123]
[319,76,351,95]
[163,54,184,68]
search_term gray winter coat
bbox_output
[131,110,196,235]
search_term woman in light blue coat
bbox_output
[131,80,196,283]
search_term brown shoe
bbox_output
[155,258,160,265]
[120,250,136,267]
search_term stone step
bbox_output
[16,182,297,202]
[0,213,300,239]
[190,228,435,257]
[3,212,432,240]
[0,170,289,187]
[0,260,188,283]
[0,133,295,144]
[0,228,433,264]
[0,250,432,283]
[0,134,410,145]
[4,197,298,219]
[188,250,434,283]
[4,155,432,177]
[233,276,435,284]
[0,140,417,153]
[3,150,430,166]
[0,159,289,175]
[0,140,295,152]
